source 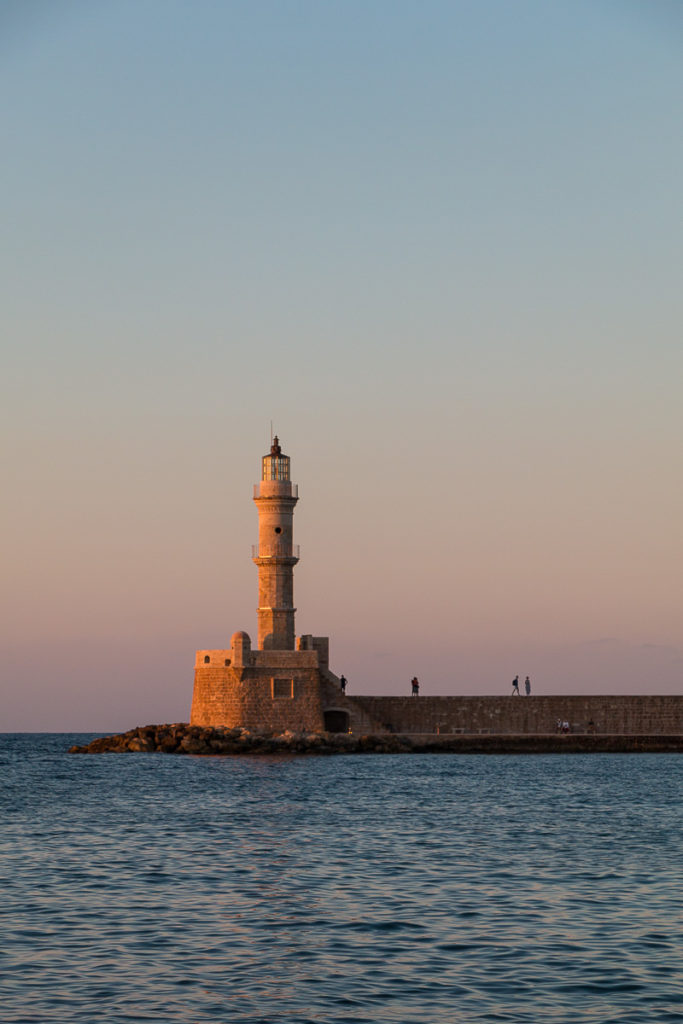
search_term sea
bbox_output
[1,735,682,1024]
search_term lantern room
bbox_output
[262,436,290,482]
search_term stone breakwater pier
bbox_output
[68,696,683,753]
[69,722,683,756]
[338,694,683,737]
[69,696,683,755]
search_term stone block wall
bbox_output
[191,652,324,732]
[343,695,683,735]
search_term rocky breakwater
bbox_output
[68,723,412,756]
[68,724,683,755]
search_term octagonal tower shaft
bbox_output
[252,437,299,650]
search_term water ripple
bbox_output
[1,737,682,1022]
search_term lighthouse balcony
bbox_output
[252,544,300,560]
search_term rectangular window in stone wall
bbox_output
[272,678,294,699]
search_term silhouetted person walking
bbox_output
[511,675,520,695]
[340,674,347,695]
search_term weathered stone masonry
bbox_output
[343,694,683,736]
[191,637,325,732]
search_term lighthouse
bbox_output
[190,435,354,734]
[252,436,299,650]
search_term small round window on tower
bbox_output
[274,527,282,534]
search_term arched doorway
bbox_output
[324,709,349,733]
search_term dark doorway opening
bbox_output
[324,709,349,733]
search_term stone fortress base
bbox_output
[190,631,339,734]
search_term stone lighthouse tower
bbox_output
[191,435,361,734]
[252,436,299,650]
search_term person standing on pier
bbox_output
[525,676,531,696]
[411,677,420,696]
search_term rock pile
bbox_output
[68,724,683,755]
[68,724,410,756]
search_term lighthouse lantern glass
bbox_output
[262,454,290,481]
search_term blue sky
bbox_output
[2,1,682,728]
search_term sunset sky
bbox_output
[3,1,682,730]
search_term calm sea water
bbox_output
[1,735,682,1024]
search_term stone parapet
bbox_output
[195,650,232,668]
[251,650,319,669]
